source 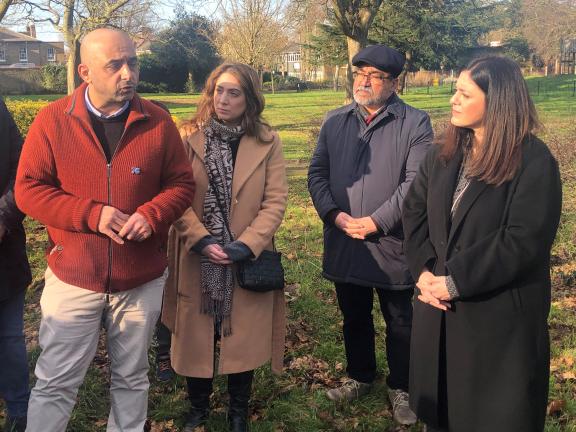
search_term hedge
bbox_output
[5,100,49,138]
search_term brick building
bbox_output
[0,25,65,69]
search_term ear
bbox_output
[78,63,90,84]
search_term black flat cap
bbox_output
[352,45,405,77]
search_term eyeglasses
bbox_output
[352,71,394,83]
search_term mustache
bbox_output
[354,85,373,95]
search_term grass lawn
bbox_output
[2,75,576,431]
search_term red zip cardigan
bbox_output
[15,83,195,292]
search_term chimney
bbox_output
[27,23,36,39]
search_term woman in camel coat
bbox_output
[162,63,288,432]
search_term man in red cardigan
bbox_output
[15,27,194,431]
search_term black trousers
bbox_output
[335,283,413,391]
[155,320,172,359]
[186,370,255,397]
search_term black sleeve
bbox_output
[223,241,253,262]
[307,119,340,222]
[0,100,25,232]
[191,235,218,254]
[402,147,438,280]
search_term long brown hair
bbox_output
[185,63,273,143]
[439,56,540,185]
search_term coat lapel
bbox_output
[448,178,488,246]
[436,150,463,244]
[231,134,273,201]
[188,131,205,162]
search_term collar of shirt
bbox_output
[358,104,386,125]
[84,87,130,119]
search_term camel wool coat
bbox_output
[162,126,288,378]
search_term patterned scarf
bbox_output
[200,117,244,336]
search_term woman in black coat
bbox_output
[0,98,31,431]
[402,56,562,432]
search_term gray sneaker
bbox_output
[326,378,373,401]
[388,388,417,425]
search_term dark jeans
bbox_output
[155,320,171,360]
[0,289,30,417]
[335,283,413,391]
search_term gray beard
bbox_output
[353,86,390,108]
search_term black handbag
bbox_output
[216,199,284,292]
[236,246,285,292]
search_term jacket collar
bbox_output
[65,82,149,127]
[349,92,406,120]
[187,128,275,200]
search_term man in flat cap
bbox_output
[308,44,432,425]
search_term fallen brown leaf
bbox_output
[547,399,565,416]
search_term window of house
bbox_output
[286,53,301,62]
[0,49,5,62]
[47,47,55,61]
[19,47,28,62]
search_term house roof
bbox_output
[0,27,41,42]
[283,43,301,54]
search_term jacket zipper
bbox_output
[106,162,113,294]
[105,125,131,294]
[66,96,148,294]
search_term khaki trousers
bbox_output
[26,268,165,432]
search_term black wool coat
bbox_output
[402,136,562,432]
[308,95,433,289]
[0,99,31,302]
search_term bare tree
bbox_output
[0,0,16,22]
[215,0,290,76]
[284,0,330,80]
[519,0,576,74]
[330,0,383,99]
[26,0,155,93]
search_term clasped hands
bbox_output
[201,244,232,265]
[335,212,378,240]
[97,205,152,244]
[416,270,451,311]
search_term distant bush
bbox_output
[41,64,67,94]
[262,78,333,92]
[137,81,169,93]
[5,100,49,137]
[305,80,334,90]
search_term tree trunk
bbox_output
[333,65,339,91]
[0,0,13,23]
[271,71,275,94]
[66,39,81,94]
[345,37,364,102]
[398,50,412,95]
[554,57,560,75]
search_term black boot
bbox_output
[5,416,27,432]
[227,370,254,432]
[184,377,213,431]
